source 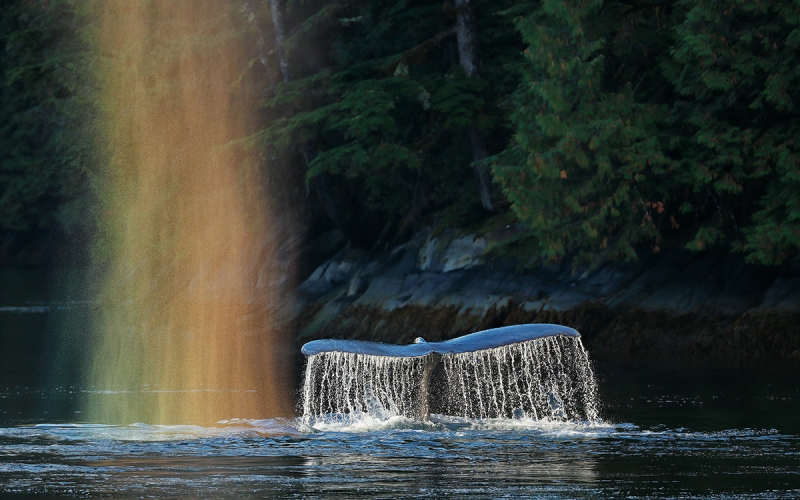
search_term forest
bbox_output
[2,0,799,269]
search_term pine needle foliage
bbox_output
[3,0,800,266]
[491,0,800,266]
[261,0,522,237]
[0,0,87,232]
[491,0,677,266]
[664,0,800,264]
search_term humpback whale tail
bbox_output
[301,323,579,357]
[300,324,599,423]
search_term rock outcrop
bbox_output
[290,228,800,360]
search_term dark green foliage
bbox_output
[0,0,90,235]
[3,0,800,267]
[491,0,678,265]
[491,0,800,266]
[261,0,522,241]
[0,1,64,231]
[664,0,800,264]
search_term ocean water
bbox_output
[1,403,799,499]
[2,268,800,498]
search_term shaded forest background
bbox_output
[2,0,799,271]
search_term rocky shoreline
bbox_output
[290,228,800,361]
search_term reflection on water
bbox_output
[1,395,800,498]
[1,418,605,498]
[2,269,800,498]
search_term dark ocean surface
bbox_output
[1,267,799,499]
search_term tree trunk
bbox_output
[265,0,342,226]
[468,126,494,212]
[454,0,479,78]
[454,0,494,212]
[268,0,291,83]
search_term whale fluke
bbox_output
[300,323,597,423]
[300,323,579,357]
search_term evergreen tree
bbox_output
[260,0,522,244]
[664,0,800,264]
[3,0,800,268]
[491,0,677,265]
[0,0,77,232]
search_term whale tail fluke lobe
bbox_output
[300,323,580,357]
[300,324,599,423]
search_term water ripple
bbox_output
[1,417,799,498]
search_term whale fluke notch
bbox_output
[300,323,580,357]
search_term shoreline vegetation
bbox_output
[1,1,800,361]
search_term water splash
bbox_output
[301,336,600,425]
[84,0,292,425]
[301,352,430,420]
[436,336,599,421]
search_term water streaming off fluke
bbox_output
[301,326,600,424]
[436,336,599,420]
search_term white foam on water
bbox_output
[295,411,615,437]
[302,412,435,433]
[8,418,783,445]
[430,414,614,436]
